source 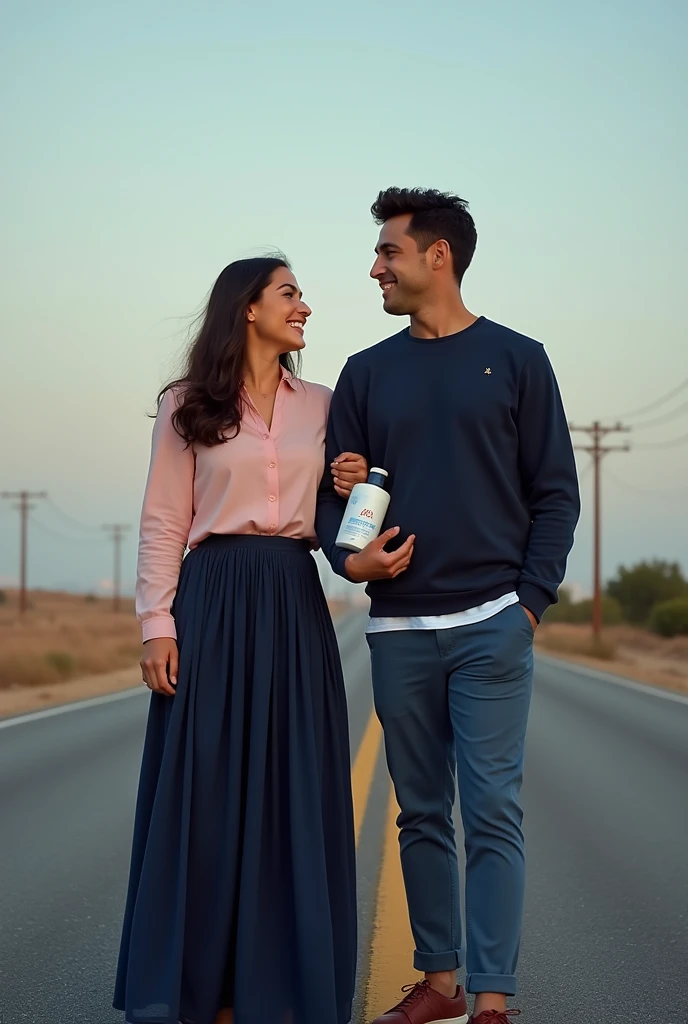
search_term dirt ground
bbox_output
[2,593,685,720]
[0,592,356,720]
[0,666,142,719]
[0,590,140,686]
[536,622,688,695]
[0,589,142,719]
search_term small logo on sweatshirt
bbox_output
[484,367,492,375]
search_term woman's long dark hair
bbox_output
[159,256,300,447]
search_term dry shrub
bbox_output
[0,654,64,688]
[0,590,140,689]
[44,651,76,678]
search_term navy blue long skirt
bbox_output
[113,536,357,1024]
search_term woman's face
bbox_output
[247,266,311,354]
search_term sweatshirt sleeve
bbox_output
[136,389,195,642]
[516,345,580,620]
[315,358,370,579]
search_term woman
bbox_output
[114,256,364,1024]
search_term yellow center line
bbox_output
[365,783,421,1020]
[351,709,383,845]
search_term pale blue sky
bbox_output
[1,0,686,597]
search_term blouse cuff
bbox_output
[141,614,178,644]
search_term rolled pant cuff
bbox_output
[413,948,463,972]
[466,973,517,996]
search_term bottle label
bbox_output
[341,513,378,544]
[335,480,390,550]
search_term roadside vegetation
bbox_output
[538,559,688,693]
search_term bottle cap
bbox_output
[369,467,388,477]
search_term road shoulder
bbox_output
[0,667,141,720]
[0,604,356,720]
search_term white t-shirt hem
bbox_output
[366,591,519,634]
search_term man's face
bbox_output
[369,214,432,316]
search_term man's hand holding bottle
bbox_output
[344,526,415,582]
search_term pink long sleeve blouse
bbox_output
[136,368,332,642]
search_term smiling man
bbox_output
[316,187,580,1024]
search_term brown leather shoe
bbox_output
[470,1010,521,1023]
[371,979,469,1023]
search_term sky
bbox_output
[1,0,687,599]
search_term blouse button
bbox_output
[262,433,269,440]
[268,495,276,502]
[269,462,276,469]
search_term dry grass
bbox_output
[537,625,617,660]
[0,667,142,720]
[0,589,352,694]
[536,622,688,694]
[0,589,140,690]
[2,590,685,715]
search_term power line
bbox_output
[569,421,630,639]
[605,468,688,498]
[611,377,688,421]
[29,516,107,544]
[0,491,48,613]
[633,431,688,450]
[629,399,688,431]
[2,495,134,602]
[43,497,102,534]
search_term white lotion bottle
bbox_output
[335,468,391,552]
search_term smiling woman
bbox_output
[161,255,303,446]
[112,256,366,1024]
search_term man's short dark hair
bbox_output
[371,187,477,284]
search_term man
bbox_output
[316,188,580,1024]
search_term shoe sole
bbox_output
[421,1016,469,1024]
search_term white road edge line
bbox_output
[3,641,682,731]
[536,652,688,706]
[0,613,367,731]
[0,686,147,730]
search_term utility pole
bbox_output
[569,422,630,638]
[0,490,48,613]
[102,524,131,612]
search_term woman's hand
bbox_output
[141,637,179,697]
[331,452,368,499]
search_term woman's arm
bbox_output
[136,389,195,644]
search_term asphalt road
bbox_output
[519,656,688,1023]
[0,615,686,1023]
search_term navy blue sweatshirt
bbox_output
[316,317,580,621]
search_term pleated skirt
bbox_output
[113,535,357,1024]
